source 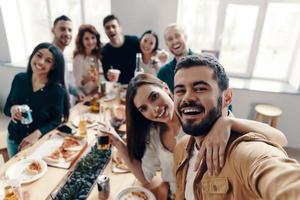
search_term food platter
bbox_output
[115,186,156,200]
[30,133,87,169]
[5,158,47,184]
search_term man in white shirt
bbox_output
[51,15,84,103]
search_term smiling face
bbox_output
[104,19,122,45]
[174,66,223,136]
[164,26,188,58]
[133,84,174,124]
[30,48,54,77]
[82,31,97,53]
[140,33,157,55]
[52,20,72,50]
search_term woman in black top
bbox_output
[4,42,70,157]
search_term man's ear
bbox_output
[51,27,54,34]
[223,88,233,107]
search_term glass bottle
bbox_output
[89,57,99,84]
[134,53,144,76]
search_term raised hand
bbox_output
[194,116,231,176]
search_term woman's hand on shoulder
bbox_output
[194,116,232,176]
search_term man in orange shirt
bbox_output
[173,54,300,199]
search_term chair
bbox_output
[0,130,9,162]
[255,104,282,128]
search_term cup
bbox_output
[97,134,110,150]
[78,114,87,137]
[107,69,121,82]
[2,178,23,200]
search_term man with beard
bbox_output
[157,24,194,93]
[52,15,84,103]
[52,15,72,52]
[101,14,140,84]
[173,54,300,200]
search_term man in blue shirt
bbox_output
[101,14,140,84]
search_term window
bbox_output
[178,0,300,86]
[219,4,258,75]
[177,0,219,51]
[253,2,300,80]
[2,0,111,63]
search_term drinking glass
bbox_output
[78,114,87,137]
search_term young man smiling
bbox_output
[51,15,84,103]
[101,14,140,84]
[157,24,194,92]
[173,54,300,200]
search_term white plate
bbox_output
[5,159,47,184]
[115,186,156,200]
[71,114,97,128]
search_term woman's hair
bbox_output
[26,42,70,121]
[126,73,168,161]
[73,24,101,59]
[140,30,159,53]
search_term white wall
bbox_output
[0,65,25,111]
[232,89,300,148]
[111,0,178,49]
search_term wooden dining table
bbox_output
[0,98,158,200]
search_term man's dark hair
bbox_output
[53,15,71,26]
[175,54,229,92]
[103,14,120,26]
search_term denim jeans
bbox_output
[7,137,19,158]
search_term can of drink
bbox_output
[19,105,33,125]
[97,175,110,199]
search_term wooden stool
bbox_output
[0,131,9,162]
[255,104,282,128]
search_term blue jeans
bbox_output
[7,137,19,158]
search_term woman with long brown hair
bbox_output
[101,73,287,199]
[73,24,103,96]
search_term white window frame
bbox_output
[1,0,110,64]
[179,0,300,83]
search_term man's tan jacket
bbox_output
[174,132,300,200]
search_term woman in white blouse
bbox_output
[73,24,103,96]
[101,73,287,199]
[139,30,169,75]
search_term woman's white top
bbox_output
[140,61,157,75]
[141,126,185,194]
[73,54,102,95]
